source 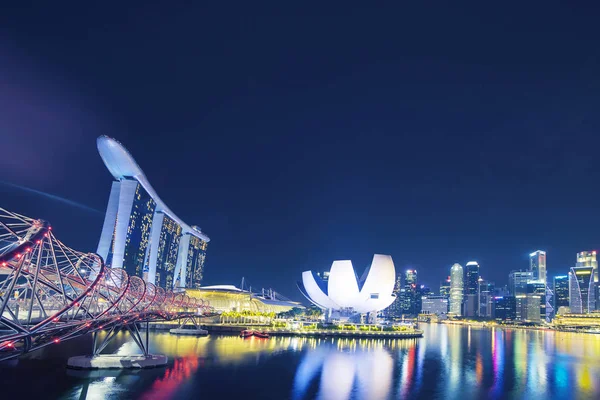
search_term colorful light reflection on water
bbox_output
[2,325,600,399]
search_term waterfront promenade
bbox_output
[150,321,423,338]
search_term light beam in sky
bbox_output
[0,180,102,215]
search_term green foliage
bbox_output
[382,325,409,331]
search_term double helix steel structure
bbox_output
[0,207,208,361]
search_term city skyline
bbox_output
[386,249,599,321]
[2,3,600,399]
[2,3,600,300]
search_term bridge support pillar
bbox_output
[67,321,167,369]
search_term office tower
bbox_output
[440,277,451,312]
[401,269,418,315]
[545,283,555,321]
[450,263,464,315]
[508,271,533,296]
[464,294,477,317]
[553,275,569,314]
[405,269,417,286]
[515,295,527,321]
[440,277,451,298]
[416,285,430,314]
[577,251,598,309]
[465,261,480,295]
[529,250,547,283]
[463,261,480,317]
[524,295,541,323]
[569,267,595,313]
[421,295,449,316]
[576,251,598,282]
[96,136,210,290]
[493,296,516,321]
[386,274,403,319]
[527,281,546,322]
[479,280,494,318]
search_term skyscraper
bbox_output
[576,251,598,281]
[465,261,480,295]
[527,280,546,322]
[576,252,598,309]
[479,280,494,318]
[553,275,569,314]
[529,250,547,283]
[386,274,403,319]
[440,277,451,312]
[450,263,464,315]
[493,296,516,321]
[524,295,541,323]
[463,262,480,317]
[569,266,595,314]
[96,136,210,290]
[400,269,418,315]
[508,271,533,296]
[421,295,448,316]
[416,285,430,314]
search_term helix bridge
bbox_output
[0,207,209,362]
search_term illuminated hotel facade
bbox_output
[96,136,209,290]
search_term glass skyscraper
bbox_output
[465,261,480,295]
[527,280,546,322]
[493,296,516,321]
[529,250,547,283]
[553,275,569,313]
[576,251,598,280]
[569,266,595,314]
[400,270,418,315]
[450,263,464,315]
[576,251,598,309]
[439,277,451,312]
[386,274,403,319]
[508,270,533,296]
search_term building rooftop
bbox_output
[97,135,209,242]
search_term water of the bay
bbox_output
[1,323,599,399]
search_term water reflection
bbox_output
[292,340,394,400]
[139,356,199,400]
[3,326,600,399]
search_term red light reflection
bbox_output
[139,356,200,400]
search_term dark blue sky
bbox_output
[1,3,600,300]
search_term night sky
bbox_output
[1,3,600,300]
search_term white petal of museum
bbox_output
[297,254,396,313]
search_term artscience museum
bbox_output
[297,254,396,322]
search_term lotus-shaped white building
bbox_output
[297,254,396,314]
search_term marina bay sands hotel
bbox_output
[96,136,209,290]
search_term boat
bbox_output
[253,331,270,339]
[239,330,270,339]
[240,329,254,338]
[170,327,208,336]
